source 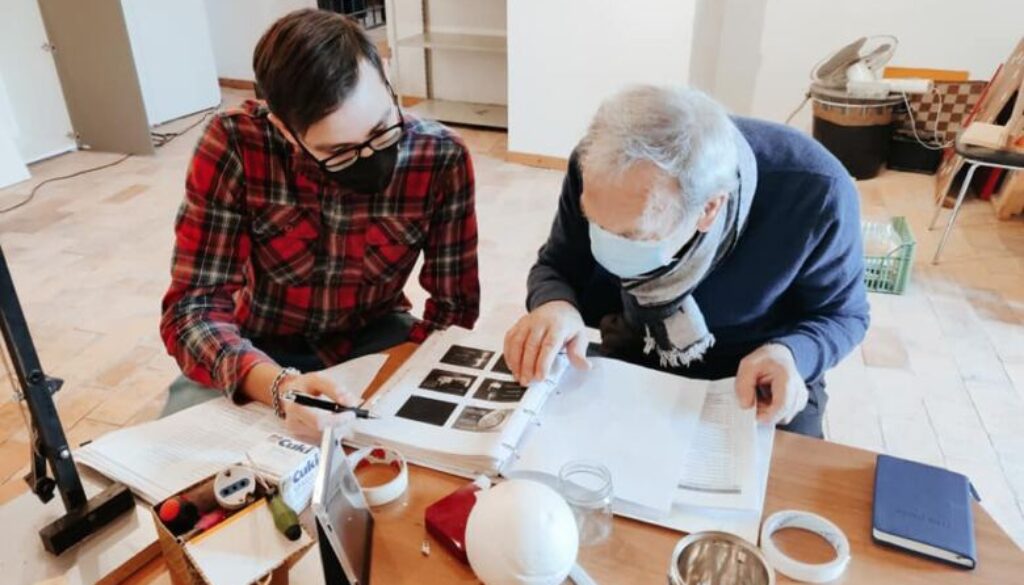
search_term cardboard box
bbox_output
[151,473,313,585]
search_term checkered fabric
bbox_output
[893,81,988,143]
[161,100,480,396]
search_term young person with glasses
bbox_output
[160,9,479,439]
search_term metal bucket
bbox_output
[667,531,774,585]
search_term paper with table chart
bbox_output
[676,379,759,510]
[611,382,773,543]
[504,357,709,515]
[616,424,775,543]
[75,320,770,537]
[76,399,290,503]
[75,354,390,504]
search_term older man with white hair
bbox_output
[503,85,869,438]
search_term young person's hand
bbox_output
[734,343,808,424]
[280,371,359,443]
[241,364,359,443]
[503,300,591,386]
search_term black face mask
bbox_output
[320,141,401,194]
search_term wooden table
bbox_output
[127,343,1021,584]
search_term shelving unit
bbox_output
[396,31,506,54]
[386,0,508,129]
[404,98,507,128]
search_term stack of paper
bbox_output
[506,357,709,515]
[76,354,388,504]
[617,380,774,543]
[76,400,289,503]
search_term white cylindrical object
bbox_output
[347,446,409,507]
[885,78,933,94]
[760,510,851,583]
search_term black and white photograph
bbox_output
[439,345,495,370]
[419,368,477,396]
[395,396,458,427]
[491,355,513,375]
[473,378,528,403]
[451,406,513,433]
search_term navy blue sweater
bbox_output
[526,118,870,384]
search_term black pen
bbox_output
[284,390,378,419]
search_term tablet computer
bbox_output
[312,426,373,584]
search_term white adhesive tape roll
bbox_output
[760,510,851,583]
[348,446,409,507]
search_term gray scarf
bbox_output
[609,127,757,368]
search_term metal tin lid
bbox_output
[668,531,774,585]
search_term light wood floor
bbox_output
[1,89,1022,549]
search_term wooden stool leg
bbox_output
[932,163,980,264]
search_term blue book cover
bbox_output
[872,454,978,568]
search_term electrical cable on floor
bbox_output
[0,154,132,216]
[149,102,221,148]
[0,102,222,216]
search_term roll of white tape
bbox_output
[348,446,409,507]
[760,510,851,583]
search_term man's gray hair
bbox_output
[578,85,740,234]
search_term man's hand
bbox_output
[242,364,358,443]
[735,343,808,424]
[503,300,591,385]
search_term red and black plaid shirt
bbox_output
[160,100,479,395]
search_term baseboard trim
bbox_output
[400,96,425,108]
[218,78,255,90]
[506,150,568,171]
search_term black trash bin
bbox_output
[810,90,900,180]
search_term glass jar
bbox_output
[558,460,613,546]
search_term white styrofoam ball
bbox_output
[465,479,579,585]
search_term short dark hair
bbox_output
[253,9,387,135]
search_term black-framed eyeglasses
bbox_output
[315,107,404,172]
[288,87,405,173]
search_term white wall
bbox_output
[122,0,221,125]
[0,0,75,163]
[0,74,30,189]
[708,0,1024,129]
[388,0,427,97]
[508,0,698,159]
[203,0,316,81]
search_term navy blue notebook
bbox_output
[872,454,979,569]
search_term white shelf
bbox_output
[408,99,507,129]
[396,32,506,54]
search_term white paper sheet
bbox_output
[675,379,758,510]
[76,399,288,503]
[351,328,566,474]
[317,353,388,399]
[506,357,708,515]
[616,424,775,543]
[185,499,312,585]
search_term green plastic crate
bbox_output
[861,216,915,295]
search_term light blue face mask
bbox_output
[588,220,693,278]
